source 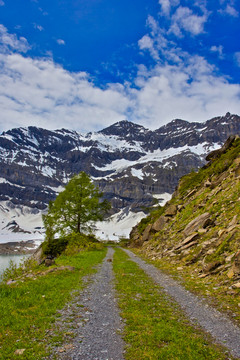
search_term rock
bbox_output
[232,282,240,289]
[179,241,199,251]
[142,224,152,241]
[165,204,177,216]
[234,165,240,178]
[175,233,199,250]
[6,279,17,285]
[229,215,238,227]
[14,349,25,355]
[198,228,207,234]
[231,250,240,275]
[152,216,166,232]
[205,180,211,187]
[206,135,237,162]
[45,258,56,267]
[203,261,222,274]
[184,212,212,236]
[218,229,225,237]
[31,246,44,265]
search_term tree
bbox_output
[43,171,110,239]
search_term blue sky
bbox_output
[0,0,239,133]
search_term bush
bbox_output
[42,237,69,257]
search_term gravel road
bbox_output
[124,248,240,359]
[50,247,125,360]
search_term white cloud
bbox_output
[0,25,30,53]
[234,52,240,67]
[169,6,208,37]
[138,35,160,61]
[132,58,240,128]
[0,25,239,134]
[158,0,179,16]
[56,39,65,45]
[0,53,132,132]
[33,23,44,31]
[224,4,238,16]
[210,45,224,59]
[218,1,239,17]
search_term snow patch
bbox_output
[95,209,146,241]
[131,168,144,180]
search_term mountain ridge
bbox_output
[0,112,239,241]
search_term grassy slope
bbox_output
[130,138,240,322]
[0,248,106,360]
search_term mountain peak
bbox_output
[99,120,148,139]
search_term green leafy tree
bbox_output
[43,171,110,240]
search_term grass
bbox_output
[0,248,106,360]
[113,247,234,360]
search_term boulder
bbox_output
[142,224,152,242]
[152,216,166,232]
[184,212,212,236]
[165,204,177,216]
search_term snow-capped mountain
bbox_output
[0,112,239,242]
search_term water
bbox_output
[0,254,29,277]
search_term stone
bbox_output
[165,204,177,216]
[198,228,207,234]
[45,258,55,267]
[204,180,211,187]
[6,279,17,285]
[179,241,199,251]
[184,212,212,236]
[31,246,44,265]
[218,229,225,237]
[231,250,240,275]
[232,282,240,289]
[142,224,152,242]
[229,215,238,227]
[234,165,240,178]
[14,349,25,355]
[152,216,166,232]
[175,233,199,250]
[203,261,222,273]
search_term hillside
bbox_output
[0,112,239,241]
[129,135,240,320]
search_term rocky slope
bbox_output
[0,112,239,240]
[129,136,240,318]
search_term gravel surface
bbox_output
[124,248,240,359]
[50,247,125,360]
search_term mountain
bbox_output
[0,112,239,242]
[128,136,240,316]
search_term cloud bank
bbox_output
[0,1,240,134]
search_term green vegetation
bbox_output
[0,248,106,360]
[113,248,231,360]
[178,137,240,197]
[42,171,110,256]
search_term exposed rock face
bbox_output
[0,112,239,235]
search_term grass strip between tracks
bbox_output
[113,247,234,360]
